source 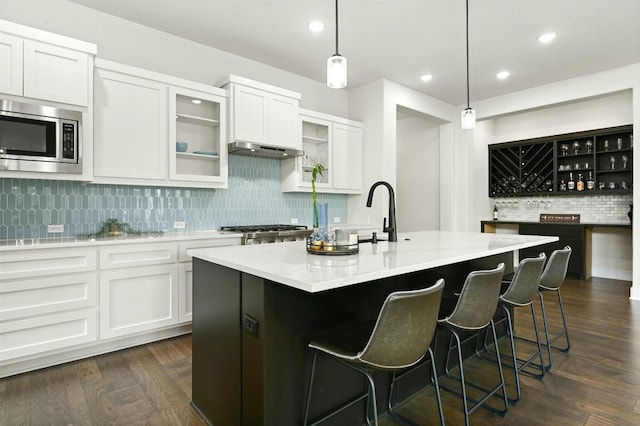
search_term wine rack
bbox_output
[489,125,633,197]
[489,141,553,196]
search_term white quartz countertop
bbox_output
[0,230,242,251]
[190,230,559,293]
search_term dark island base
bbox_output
[191,253,513,426]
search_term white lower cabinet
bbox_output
[99,264,179,339]
[0,309,97,362]
[0,248,98,364]
[178,263,194,323]
[176,237,242,323]
[0,235,240,377]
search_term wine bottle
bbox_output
[576,173,584,191]
[567,172,575,190]
[559,179,567,191]
[493,205,499,221]
[586,171,595,190]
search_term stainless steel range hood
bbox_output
[228,141,304,159]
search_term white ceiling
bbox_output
[70,0,640,106]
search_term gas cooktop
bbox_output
[220,224,308,233]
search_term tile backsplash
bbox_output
[0,156,348,240]
[492,193,633,223]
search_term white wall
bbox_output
[396,107,440,231]
[348,80,454,232]
[0,0,349,117]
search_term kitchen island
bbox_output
[189,230,558,426]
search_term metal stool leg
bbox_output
[387,347,445,426]
[303,352,319,426]
[552,288,571,352]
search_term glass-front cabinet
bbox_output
[282,109,363,194]
[300,115,331,188]
[169,86,227,185]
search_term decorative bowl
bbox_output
[176,141,188,152]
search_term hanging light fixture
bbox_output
[327,0,347,89]
[461,0,476,129]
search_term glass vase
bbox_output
[310,202,329,247]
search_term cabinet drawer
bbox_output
[0,247,97,281]
[178,237,241,262]
[0,308,97,362]
[0,273,97,321]
[99,242,177,270]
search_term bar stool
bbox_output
[484,253,547,404]
[437,263,508,426]
[537,246,572,370]
[302,279,445,426]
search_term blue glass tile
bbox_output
[0,156,351,239]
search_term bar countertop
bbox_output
[190,230,559,293]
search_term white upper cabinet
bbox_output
[225,75,301,150]
[282,109,364,194]
[94,66,168,181]
[23,40,90,106]
[332,122,364,191]
[0,19,95,107]
[0,33,23,96]
[93,59,228,188]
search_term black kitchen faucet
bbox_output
[366,181,397,242]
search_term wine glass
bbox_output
[561,144,569,156]
[585,140,593,154]
[622,155,628,169]
[610,155,616,170]
[572,141,581,155]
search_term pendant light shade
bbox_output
[327,54,347,89]
[461,107,476,129]
[461,0,475,129]
[327,0,347,89]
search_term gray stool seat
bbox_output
[303,279,445,426]
[437,263,508,426]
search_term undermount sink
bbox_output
[358,237,387,244]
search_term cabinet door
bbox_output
[23,40,89,106]
[178,262,193,323]
[94,68,168,180]
[169,86,227,185]
[0,33,23,96]
[268,93,300,150]
[332,123,363,192]
[99,264,179,339]
[232,84,268,144]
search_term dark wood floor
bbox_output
[1,277,639,425]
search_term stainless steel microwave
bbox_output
[0,100,82,174]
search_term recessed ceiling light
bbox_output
[496,71,510,80]
[538,32,556,43]
[420,74,433,82]
[191,99,202,104]
[308,20,325,33]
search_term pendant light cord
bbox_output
[465,0,470,109]
[335,0,340,55]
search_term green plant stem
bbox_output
[311,163,325,228]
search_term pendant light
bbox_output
[327,0,347,89]
[461,0,476,129]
